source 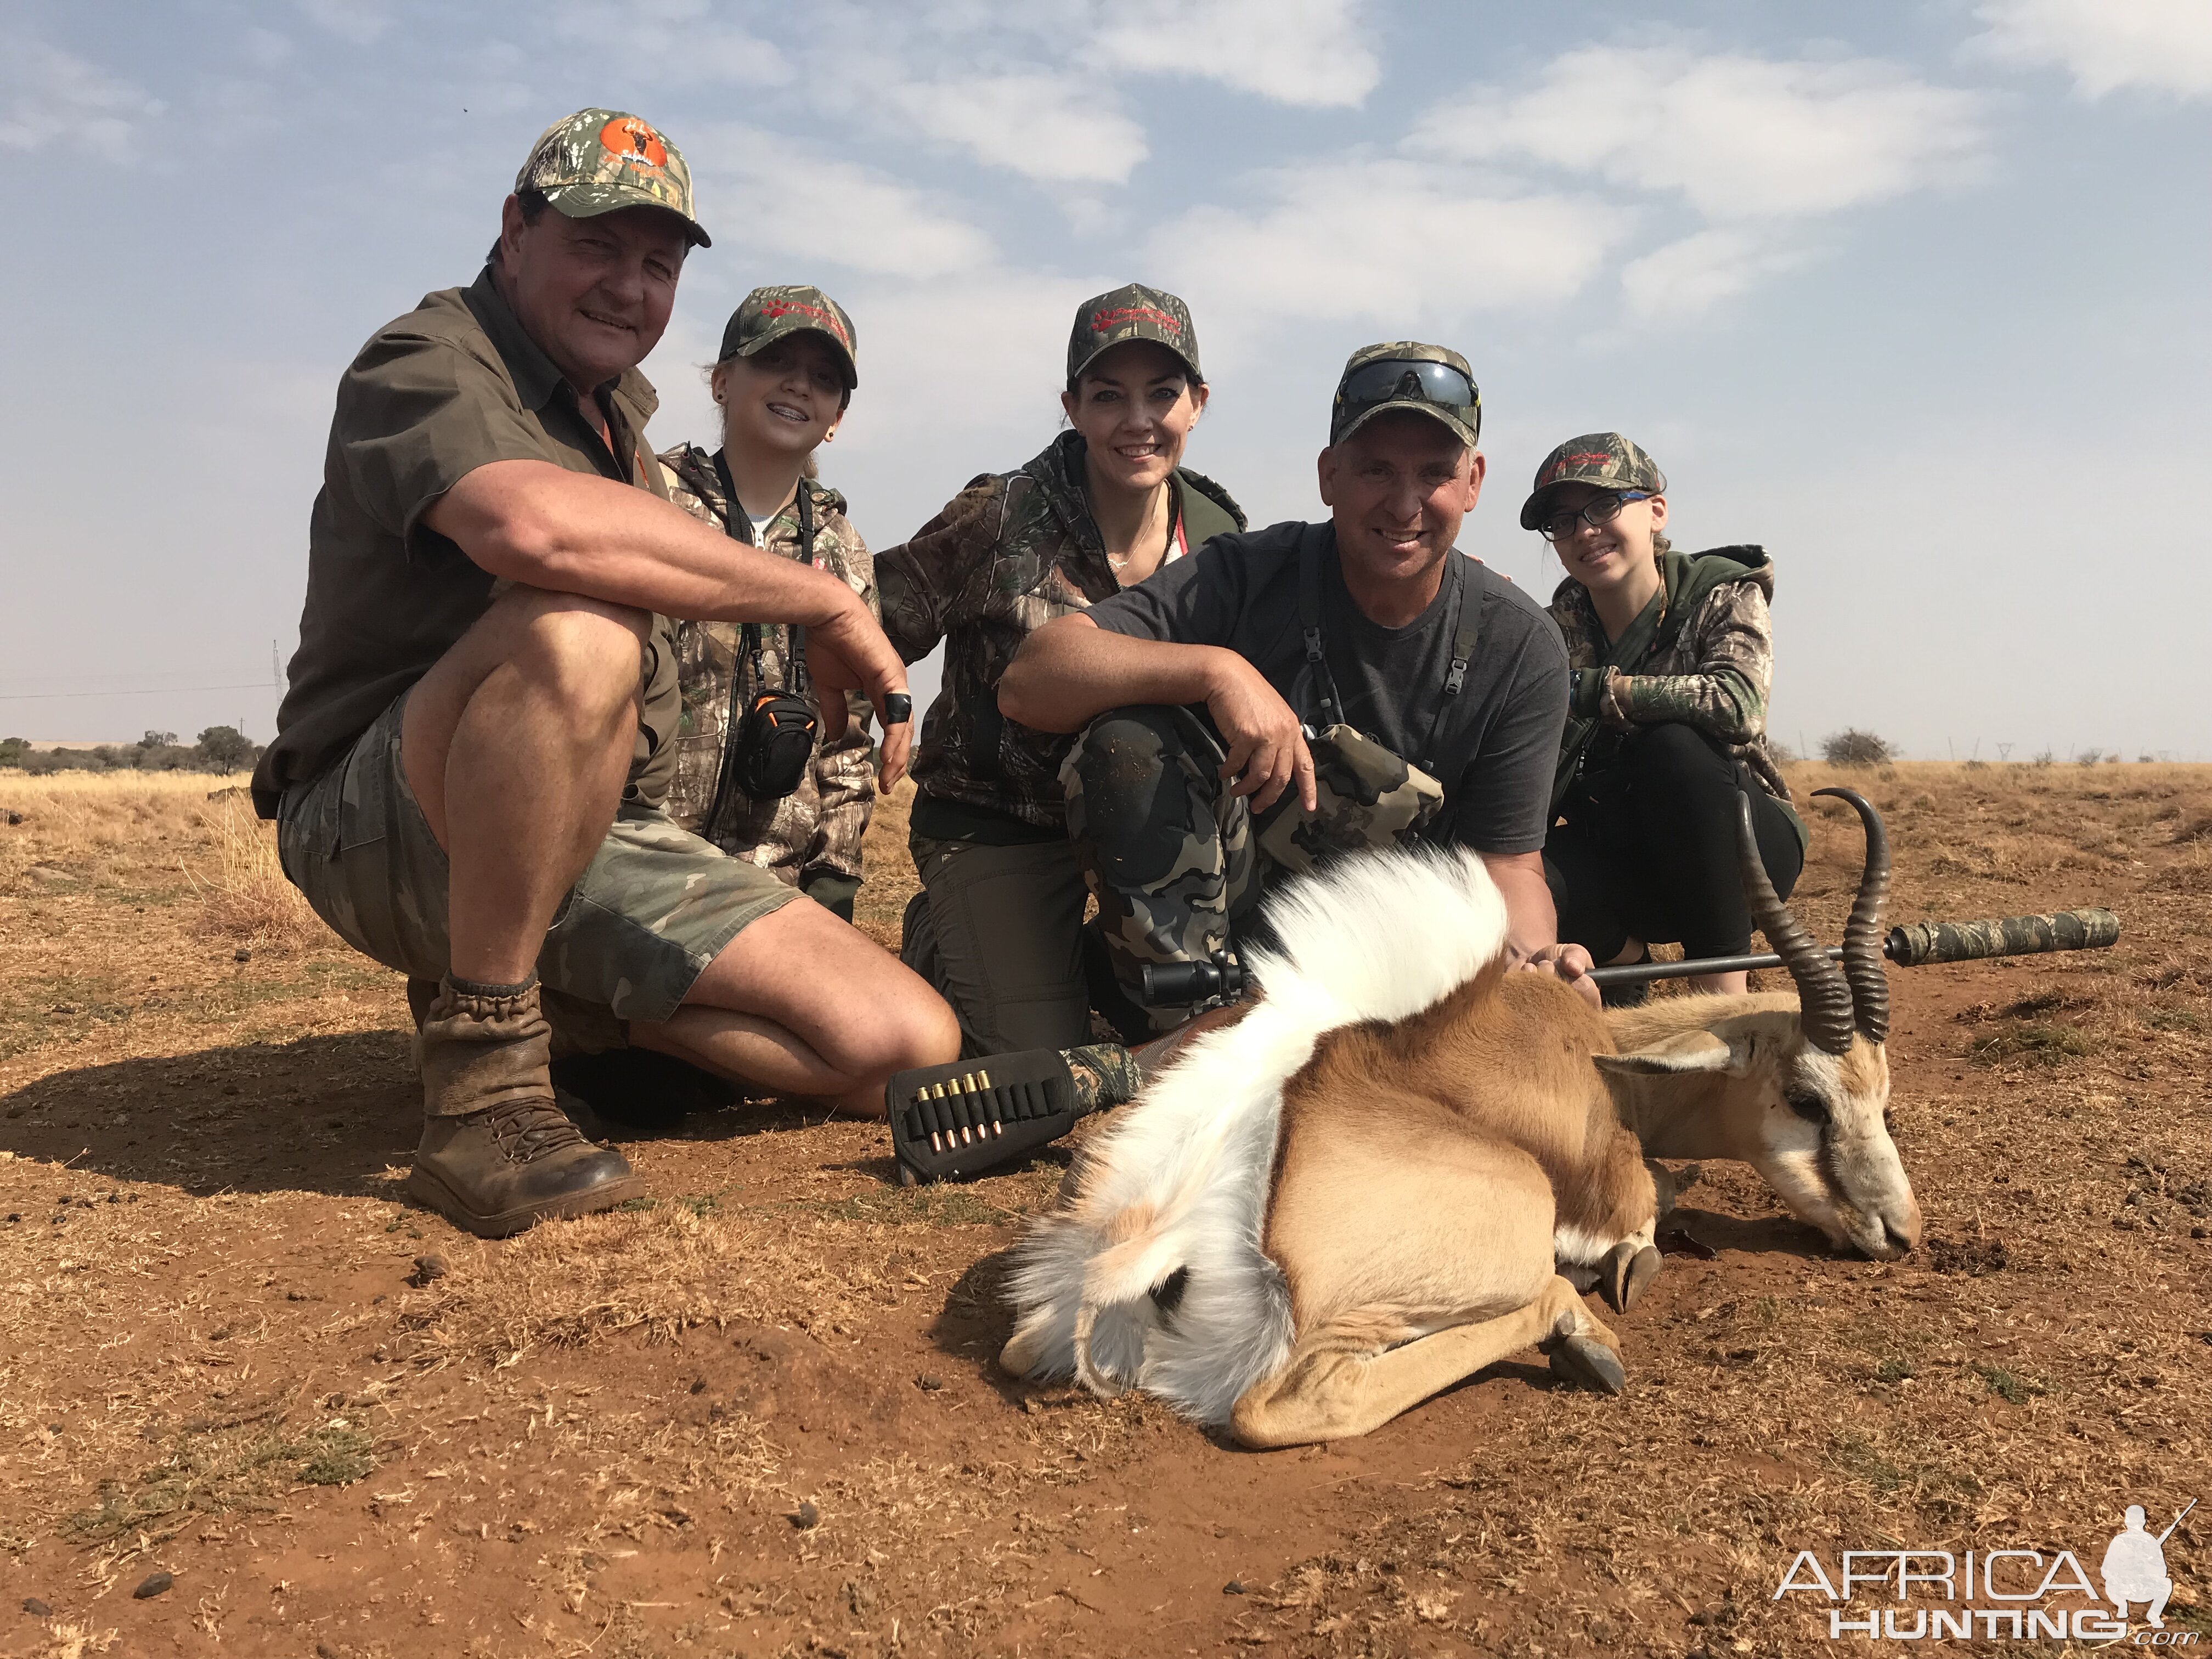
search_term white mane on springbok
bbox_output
[1002,847,1511,1427]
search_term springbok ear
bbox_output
[1594,1030,1735,1076]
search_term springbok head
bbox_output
[1596,788,1922,1260]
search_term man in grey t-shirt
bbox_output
[1001,342,1594,1031]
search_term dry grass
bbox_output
[0,770,329,949]
[184,797,325,947]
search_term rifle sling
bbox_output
[1297,528,1479,776]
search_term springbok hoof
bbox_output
[1599,1241,1663,1312]
[1547,1334,1626,1396]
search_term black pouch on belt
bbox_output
[884,1050,1084,1185]
[727,688,818,800]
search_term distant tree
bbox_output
[142,730,179,748]
[1767,736,1798,763]
[193,725,259,773]
[0,736,26,768]
[1821,729,1894,767]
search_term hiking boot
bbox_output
[405,976,644,1238]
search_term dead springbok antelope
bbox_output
[1595,788,1922,1263]
[998,789,1920,1447]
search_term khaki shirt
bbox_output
[253,266,681,816]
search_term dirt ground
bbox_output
[2,761,2207,1658]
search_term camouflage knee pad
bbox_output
[1061,706,1255,1031]
[1254,724,1444,877]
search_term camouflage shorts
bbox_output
[1060,706,1441,1034]
[276,691,797,1039]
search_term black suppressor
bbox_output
[1139,953,1248,1006]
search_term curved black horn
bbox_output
[1812,786,1893,1043]
[1736,791,1855,1054]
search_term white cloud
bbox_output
[0,35,165,163]
[549,0,792,88]
[1150,161,1623,325]
[241,27,293,69]
[294,0,390,46]
[876,69,1148,184]
[1412,46,1988,219]
[1092,0,1380,109]
[1618,229,1809,321]
[684,127,996,278]
[1970,0,2212,99]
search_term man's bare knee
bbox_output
[861,988,961,1077]
[500,588,651,721]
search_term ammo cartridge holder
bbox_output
[885,1050,1086,1185]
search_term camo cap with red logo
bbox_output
[719,285,859,388]
[1066,283,1201,389]
[1519,432,1667,530]
[515,108,710,247]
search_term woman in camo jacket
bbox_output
[876,283,1246,1054]
[1531,432,1808,1000]
[657,286,878,924]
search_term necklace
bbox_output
[1105,492,1175,572]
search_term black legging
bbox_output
[1543,722,1803,964]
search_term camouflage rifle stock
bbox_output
[1584,908,2120,988]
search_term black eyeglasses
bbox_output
[1333,359,1481,439]
[1537,491,1651,541]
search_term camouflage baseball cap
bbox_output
[515,109,710,247]
[1518,433,1667,530]
[718,285,859,388]
[1067,283,1202,388]
[1330,343,1481,447]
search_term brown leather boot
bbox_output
[405,976,645,1238]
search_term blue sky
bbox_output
[2,0,2208,759]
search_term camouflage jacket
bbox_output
[657,443,877,890]
[876,430,1246,833]
[1548,545,1792,803]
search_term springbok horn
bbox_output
[1735,791,1855,1054]
[1812,787,1893,1043]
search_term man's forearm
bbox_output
[427,459,859,628]
[998,614,1227,733]
[1480,853,1559,957]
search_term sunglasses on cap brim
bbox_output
[1335,358,1479,414]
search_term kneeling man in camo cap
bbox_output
[253,110,957,1236]
[1001,344,1592,1026]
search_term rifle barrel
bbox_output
[1585,908,2120,989]
[2156,1497,2196,1544]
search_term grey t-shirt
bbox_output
[1084,519,1568,854]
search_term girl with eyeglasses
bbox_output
[1529,433,1806,1000]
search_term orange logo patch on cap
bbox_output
[600,117,669,171]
